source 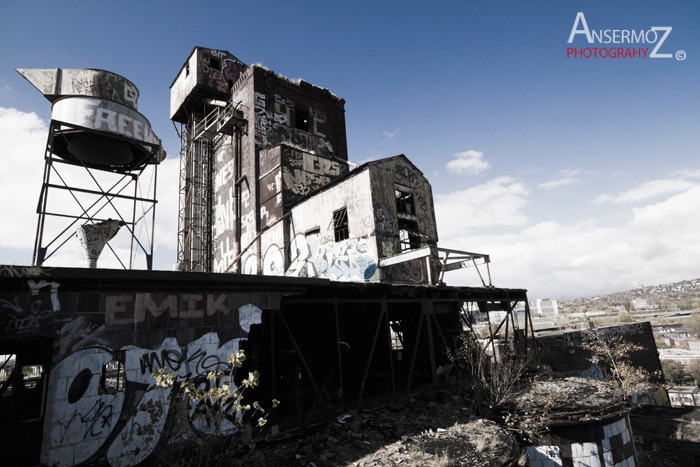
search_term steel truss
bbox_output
[33,120,159,269]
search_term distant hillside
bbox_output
[559,278,700,313]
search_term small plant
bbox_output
[122,349,279,466]
[449,334,531,413]
[580,329,657,399]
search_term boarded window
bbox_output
[332,208,349,242]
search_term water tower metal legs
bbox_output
[32,121,158,270]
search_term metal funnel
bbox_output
[75,220,125,268]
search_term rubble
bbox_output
[232,384,521,466]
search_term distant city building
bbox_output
[532,298,559,317]
[631,298,649,310]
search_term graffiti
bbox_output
[4,280,69,334]
[42,306,262,466]
[394,164,420,185]
[281,166,330,196]
[70,75,138,109]
[254,92,334,155]
[405,260,423,282]
[380,238,395,257]
[286,235,377,281]
[0,265,46,277]
[578,363,604,380]
[374,202,396,236]
[210,59,245,93]
[242,255,258,275]
[56,316,109,358]
[104,292,244,326]
[262,244,284,275]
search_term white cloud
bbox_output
[537,169,580,190]
[434,176,529,239]
[382,130,399,138]
[0,107,178,270]
[0,108,49,250]
[436,177,700,299]
[446,150,490,175]
[595,178,696,204]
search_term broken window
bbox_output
[100,354,125,395]
[332,207,349,242]
[395,188,421,251]
[294,104,310,132]
[209,57,221,71]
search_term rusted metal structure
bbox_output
[17,68,165,270]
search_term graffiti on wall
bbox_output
[287,235,377,281]
[1,280,69,335]
[254,92,334,156]
[41,306,262,466]
[201,50,246,93]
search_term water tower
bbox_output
[17,68,166,269]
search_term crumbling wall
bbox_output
[287,168,379,281]
[368,156,439,284]
[537,322,668,405]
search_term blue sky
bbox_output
[1,1,699,300]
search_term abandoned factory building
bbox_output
[171,47,456,285]
[0,47,532,465]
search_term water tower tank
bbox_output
[17,68,165,171]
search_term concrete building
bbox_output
[170,47,475,286]
[532,298,559,317]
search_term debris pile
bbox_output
[234,386,521,466]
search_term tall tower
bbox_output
[18,68,165,269]
[171,47,348,273]
[170,48,248,272]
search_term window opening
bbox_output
[209,57,221,71]
[0,354,15,397]
[100,354,125,394]
[21,365,43,390]
[332,208,349,242]
[389,321,404,350]
[395,188,421,251]
[294,104,310,132]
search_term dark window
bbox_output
[332,208,349,242]
[100,354,125,395]
[294,104,310,132]
[185,62,190,77]
[209,57,221,71]
[395,190,415,218]
[395,188,421,251]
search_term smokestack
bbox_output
[76,220,125,268]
